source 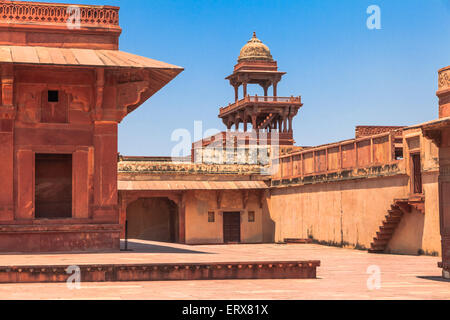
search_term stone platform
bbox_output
[0,240,320,283]
[0,261,320,284]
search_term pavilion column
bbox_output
[288,116,293,133]
[234,85,239,102]
[273,81,278,98]
[118,192,128,239]
[178,192,186,244]
[0,119,14,222]
[251,115,257,132]
[243,82,248,98]
[72,148,90,219]
[0,65,14,222]
[244,118,248,132]
[93,121,118,223]
[15,149,34,220]
[437,69,450,278]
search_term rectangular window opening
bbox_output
[48,90,59,103]
[411,153,423,195]
[248,211,255,222]
[35,154,72,219]
[208,211,215,223]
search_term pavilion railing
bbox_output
[274,131,402,180]
[0,1,120,27]
[220,95,302,114]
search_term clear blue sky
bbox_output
[49,0,450,156]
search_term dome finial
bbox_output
[253,31,257,38]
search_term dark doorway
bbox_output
[35,154,72,219]
[223,212,241,243]
[412,153,423,194]
[127,198,179,243]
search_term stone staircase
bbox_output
[369,196,425,254]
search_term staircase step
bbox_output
[373,238,389,245]
[386,215,402,223]
[388,210,403,217]
[380,226,395,232]
[376,232,391,240]
[383,221,399,228]
[370,244,386,252]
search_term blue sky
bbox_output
[47,0,450,155]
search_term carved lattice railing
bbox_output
[0,2,119,26]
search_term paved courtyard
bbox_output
[0,240,448,300]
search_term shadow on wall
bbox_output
[262,194,276,243]
[387,208,425,256]
[126,198,179,243]
[120,240,211,254]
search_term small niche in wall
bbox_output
[41,90,68,123]
[208,211,215,223]
[248,211,255,222]
[48,90,59,103]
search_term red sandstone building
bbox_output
[0,1,182,252]
[0,1,448,280]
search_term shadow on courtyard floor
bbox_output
[120,240,212,255]
[417,276,450,283]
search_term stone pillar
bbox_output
[72,149,90,219]
[251,115,257,132]
[0,119,14,222]
[243,82,248,98]
[178,193,186,244]
[93,121,118,223]
[0,65,15,222]
[437,66,450,278]
[15,149,34,220]
[438,66,450,118]
[439,127,450,279]
[263,85,269,98]
[118,192,128,239]
[234,85,239,102]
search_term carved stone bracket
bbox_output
[117,81,149,112]
[423,129,442,147]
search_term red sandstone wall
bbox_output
[185,190,264,244]
[269,175,410,250]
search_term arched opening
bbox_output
[126,197,179,243]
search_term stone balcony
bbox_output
[219,95,302,117]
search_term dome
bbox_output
[238,32,273,63]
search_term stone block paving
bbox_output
[0,240,448,300]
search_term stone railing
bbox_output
[220,96,302,114]
[274,131,403,180]
[0,1,119,27]
[118,161,265,175]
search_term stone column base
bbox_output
[444,270,450,280]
